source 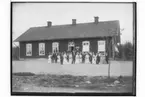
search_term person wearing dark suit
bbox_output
[53,52,56,63]
[105,52,109,64]
[72,51,76,64]
[82,52,85,63]
[67,52,69,62]
[51,53,54,63]
[60,52,63,65]
[96,53,100,64]
[89,52,93,64]
[55,53,58,63]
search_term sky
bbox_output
[12,3,133,44]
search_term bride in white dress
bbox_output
[48,53,52,64]
[63,53,68,64]
[69,53,73,64]
[85,53,90,64]
[79,53,82,63]
[75,53,80,64]
[57,54,60,63]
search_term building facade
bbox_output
[15,17,120,59]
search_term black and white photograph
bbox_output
[11,2,136,96]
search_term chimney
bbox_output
[72,19,76,25]
[47,21,52,27]
[94,16,99,24]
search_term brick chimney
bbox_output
[47,21,52,27]
[94,16,99,24]
[72,19,76,25]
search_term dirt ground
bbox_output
[12,73,133,93]
[12,59,133,76]
[12,60,133,93]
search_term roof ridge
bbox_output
[30,20,119,29]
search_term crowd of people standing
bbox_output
[48,51,109,65]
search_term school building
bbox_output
[14,16,121,59]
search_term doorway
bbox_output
[68,42,75,52]
[70,46,75,52]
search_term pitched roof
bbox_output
[15,20,120,42]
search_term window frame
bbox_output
[82,41,90,52]
[52,42,59,53]
[26,43,32,56]
[98,40,106,52]
[39,43,45,56]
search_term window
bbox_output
[82,41,90,52]
[98,40,106,52]
[26,43,32,56]
[52,42,59,53]
[39,43,45,56]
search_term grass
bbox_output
[12,72,133,92]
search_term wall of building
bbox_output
[19,37,112,59]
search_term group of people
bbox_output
[48,51,109,65]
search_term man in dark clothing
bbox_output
[55,53,58,63]
[53,53,56,63]
[72,51,76,64]
[51,53,54,63]
[60,53,63,65]
[82,53,85,63]
[105,52,109,64]
[96,53,100,64]
[67,52,69,62]
[89,52,93,64]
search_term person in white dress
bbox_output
[68,52,73,64]
[48,53,52,64]
[92,53,96,64]
[79,53,82,63]
[75,52,79,64]
[57,53,60,63]
[99,52,104,64]
[63,52,68,64]
[85,53,90,64]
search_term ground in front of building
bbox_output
[12,59,133,92]
[12,73,132,93]
[12,59,133,76]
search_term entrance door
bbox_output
[70,46,75,52]
[82,41,90,52]
[68,42,75,52]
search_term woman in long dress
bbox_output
[63,52,68,64]
[75,53,79,64]
[57,53,60,63]
[79,53,82,63]
[85,53,90,64]
[92,53,96,64]
[69,53,73,64]
[48,53,52,64]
